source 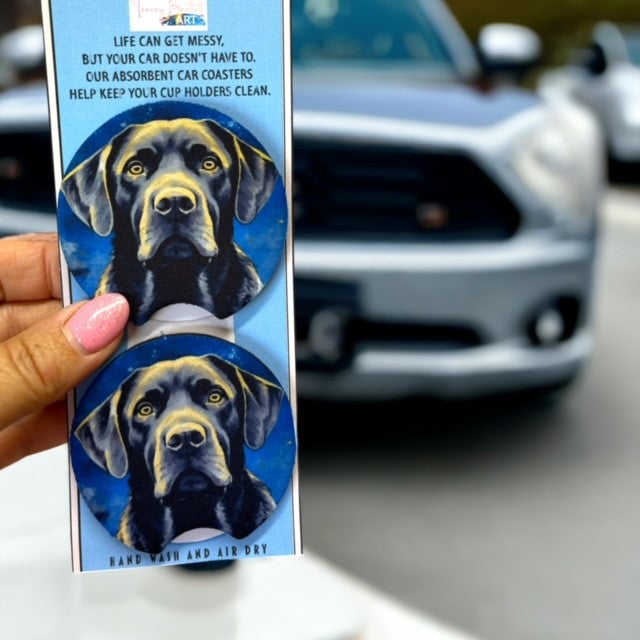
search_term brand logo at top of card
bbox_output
[129,0,208,32]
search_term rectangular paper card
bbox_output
[40,0,299,572]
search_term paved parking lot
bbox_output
[299,186,640,640]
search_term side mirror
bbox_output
[477,23,542,83]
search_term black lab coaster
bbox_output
[57,101,288,325]
[70,334,296,559]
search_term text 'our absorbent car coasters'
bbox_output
[41,0,299,572]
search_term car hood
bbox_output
[293,79,541,128]
[0,78,541,131]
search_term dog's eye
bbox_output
[136,402,154,416]
[207,389,226,404]
[201,156,220,172]
[126,160,145,176]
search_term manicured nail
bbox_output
[66,294,130,353]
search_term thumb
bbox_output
[0,293,129,428]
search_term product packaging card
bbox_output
[40,0,299,572]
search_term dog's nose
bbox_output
[165,423,207,451]
[153,186,197,216]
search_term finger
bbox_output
[0,293,129,430]
[0,401,67,470]
[0,300,61,342]
[0,233,61,302]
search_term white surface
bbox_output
[0,447,479,640]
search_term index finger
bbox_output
[0,233,62,302]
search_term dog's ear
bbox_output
[60,143,115,237]
[237,368,284,449]
[232,136,280,223]
[203,120,279,223]
[204,354,284,448]
[74,388,128,478]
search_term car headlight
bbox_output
[511,101,603,231]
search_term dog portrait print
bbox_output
[71,336,296,554]
[58,103,287,324]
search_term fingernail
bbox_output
[66,294,130,353]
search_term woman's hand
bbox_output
[0,233,129,469]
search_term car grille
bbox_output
[0,131,56,212]
[293,139,520,241]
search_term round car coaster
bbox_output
[58,100,288,324]
[70,334,296,554]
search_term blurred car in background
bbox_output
[538,21,640,166]
[0,0,605,401]
[0,24,53,235]
[293,0,603,400]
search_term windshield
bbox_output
[292,0,455,72]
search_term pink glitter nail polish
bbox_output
[67,294,130,353]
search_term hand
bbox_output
[0,233,129,469]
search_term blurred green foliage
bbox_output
[448,0,638,66]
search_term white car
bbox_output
[0,1,605,401]
[538,21,640,165]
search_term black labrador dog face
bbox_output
[74,353,284,553]
[61,118,280,323]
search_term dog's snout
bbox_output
[153,187,197,216]
[164,423,207,452]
